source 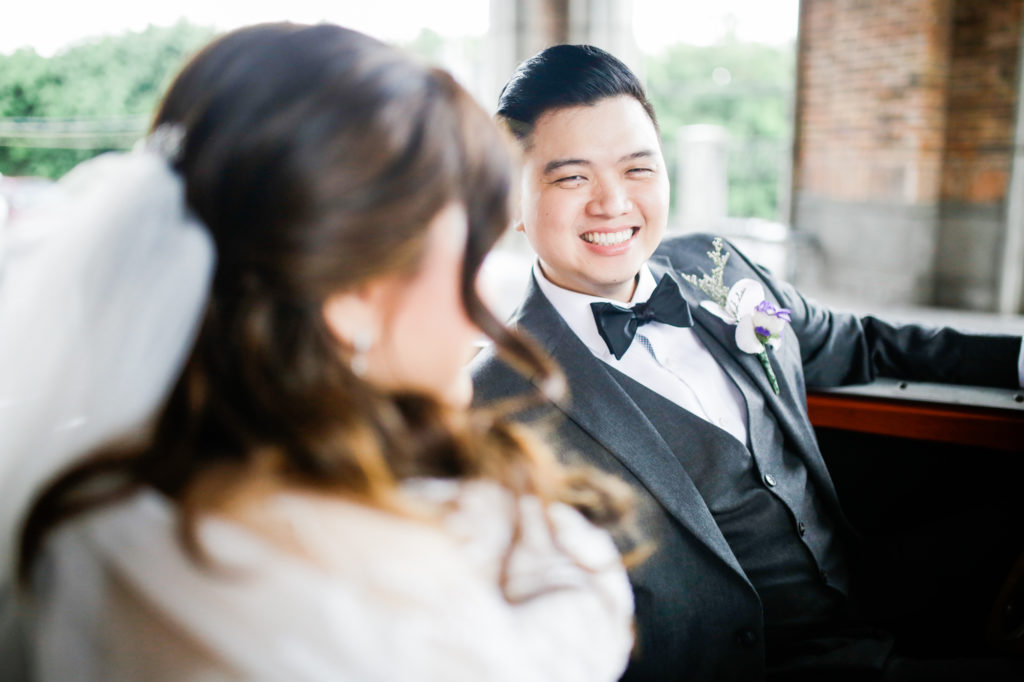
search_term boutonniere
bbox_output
[679,238,790,394]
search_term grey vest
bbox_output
[607,365,850,644]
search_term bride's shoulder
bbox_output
[255,478,620,573]
[46,479,619,578]
[34,482,632,682]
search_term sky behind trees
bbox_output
[2,2,799,220]
[2,0,798,56]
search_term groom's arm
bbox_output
[743,245,1022,389]
[661,234,1023,390]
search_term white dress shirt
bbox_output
[535,263,751,445]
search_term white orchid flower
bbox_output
[700,278,791,354]
[680,239,791,394]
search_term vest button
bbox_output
[735,629,758,647]
[763,473,777,487]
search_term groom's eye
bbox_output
[554,175,586,187]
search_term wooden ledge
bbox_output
[807,380,1024,453]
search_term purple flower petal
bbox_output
[756,299,792,322]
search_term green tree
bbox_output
[645,40,795,220]
[405,28,447,63]
[0,21,215,178]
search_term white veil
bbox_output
[0,134,214,670]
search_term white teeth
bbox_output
[582,229,633,246]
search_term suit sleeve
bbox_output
[719,238,1022,390]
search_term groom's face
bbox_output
[517,95,669,303]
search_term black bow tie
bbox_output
[590,275,693,360]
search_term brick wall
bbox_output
[942,0,1022,203]
[796,0,953,204]
[791,0,1022,309]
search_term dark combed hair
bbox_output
[496,43,657,143]
[19,24,635,591]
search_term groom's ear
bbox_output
[509,196,525,233]
[501,135,526,234]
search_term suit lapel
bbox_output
[650,256,841,503]
[512,275,747,579]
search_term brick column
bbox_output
[792,0,955,305]
[792,0,1022,309]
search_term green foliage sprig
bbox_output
[679,237,784,395]
[679,238,731,307]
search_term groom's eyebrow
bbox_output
[623,150,657,162]
[544,158,589,174]
[543,149,658,175]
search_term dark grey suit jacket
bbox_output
[470,234,1022,682]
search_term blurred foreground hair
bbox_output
[20,23,637,593]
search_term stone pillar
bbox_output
[675,124,730,233]
[567,0,640,75]
[998,10,1024,315]
[485,0,638,106]
[484,0,566,110]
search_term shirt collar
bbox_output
[533,262,658,360]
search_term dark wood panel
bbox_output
[807,391,1024,453]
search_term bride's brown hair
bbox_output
[19,23,632,589]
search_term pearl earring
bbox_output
[350,330,375,377]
